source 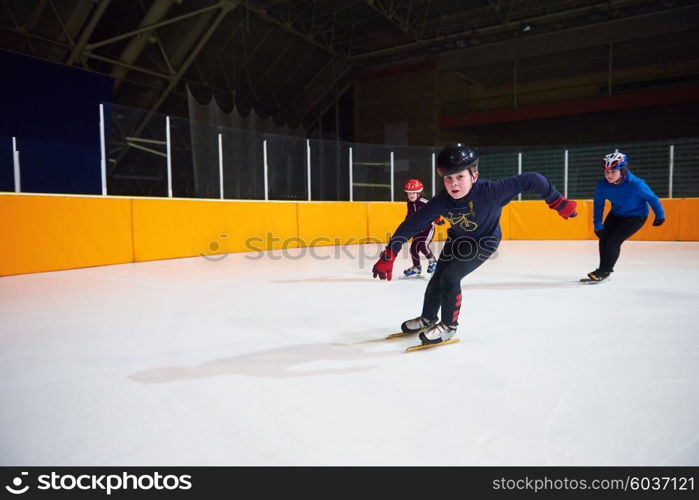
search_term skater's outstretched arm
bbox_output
[488,172,577,219]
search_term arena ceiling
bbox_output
[1,0,697,129]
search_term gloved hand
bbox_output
[594,228,604,238]
[548,196,577,219]
[653,218,665,227]
[434,217,445,226]
[372,248,397,281]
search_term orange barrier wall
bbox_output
[132,198,229,262]
[629,198,681,241]
[367,202,405,243]
[131,199,300,261]
[678,199,699,241]
[225,201,298,253]
[1,194,696,276]
[507,200,590,240]
[298,202,368,247]
[0,195,133,276]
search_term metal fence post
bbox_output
[564,149,569,199]
[668,144,674,199]
[390,151,394,202]
[263,139,269,201]
[12,137,20,193]
[349,146,353,202]
[218,133,224,200]
[166,116,172,198]
[306,139,311,201]
[517,152,522,201]
[432,152,436,197]
[99,104,107,195]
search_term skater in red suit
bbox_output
[401,178,444,278]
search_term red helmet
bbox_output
[403,179,424,193]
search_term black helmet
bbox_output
[436,143,479,177]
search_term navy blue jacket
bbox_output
[388,172,562,252]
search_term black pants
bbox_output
[421,236,498,326]
[597,212,646,273]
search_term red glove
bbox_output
[372,248,397,281]
[548,196,577,219]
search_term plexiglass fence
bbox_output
[2,102,699,200]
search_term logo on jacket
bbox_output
[445,207,478,231]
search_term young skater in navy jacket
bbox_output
[372,143,577,347]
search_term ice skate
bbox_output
[386,316,436,339]
[426,258,437,273]
[580,269,611,283]
[403,265,422,278]
[406,322,459,352]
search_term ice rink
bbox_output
[1,240,698,466]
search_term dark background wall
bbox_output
[0,50,113,193]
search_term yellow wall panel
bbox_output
[629,198,680,241]
[367,202,405,243]
[678,198,699,241]
[132,199,227,262]
[0,194,133,276]
[509,200,590,239]
[2,195,697,277]
[500,204,512,240]
[297,202,368,247]
[224,201,298,253]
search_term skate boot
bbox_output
[403,265,422,277]
[587,269,611,281]
[419,322,457,345]
[426,258,437,273]
[400,316,437,334]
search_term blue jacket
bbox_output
[593,171,664,231]
[388,172,561,252]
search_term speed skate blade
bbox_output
[406,338,459,352]
[386,331,412,339]
[580,278,610,284]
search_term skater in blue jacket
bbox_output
[586,151,665,282]
[372,143,577,348]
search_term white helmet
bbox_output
[602,151,628,170]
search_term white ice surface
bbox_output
[1,240,698,466]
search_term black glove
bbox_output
[652,218,665,227]
[594,228,604,238]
